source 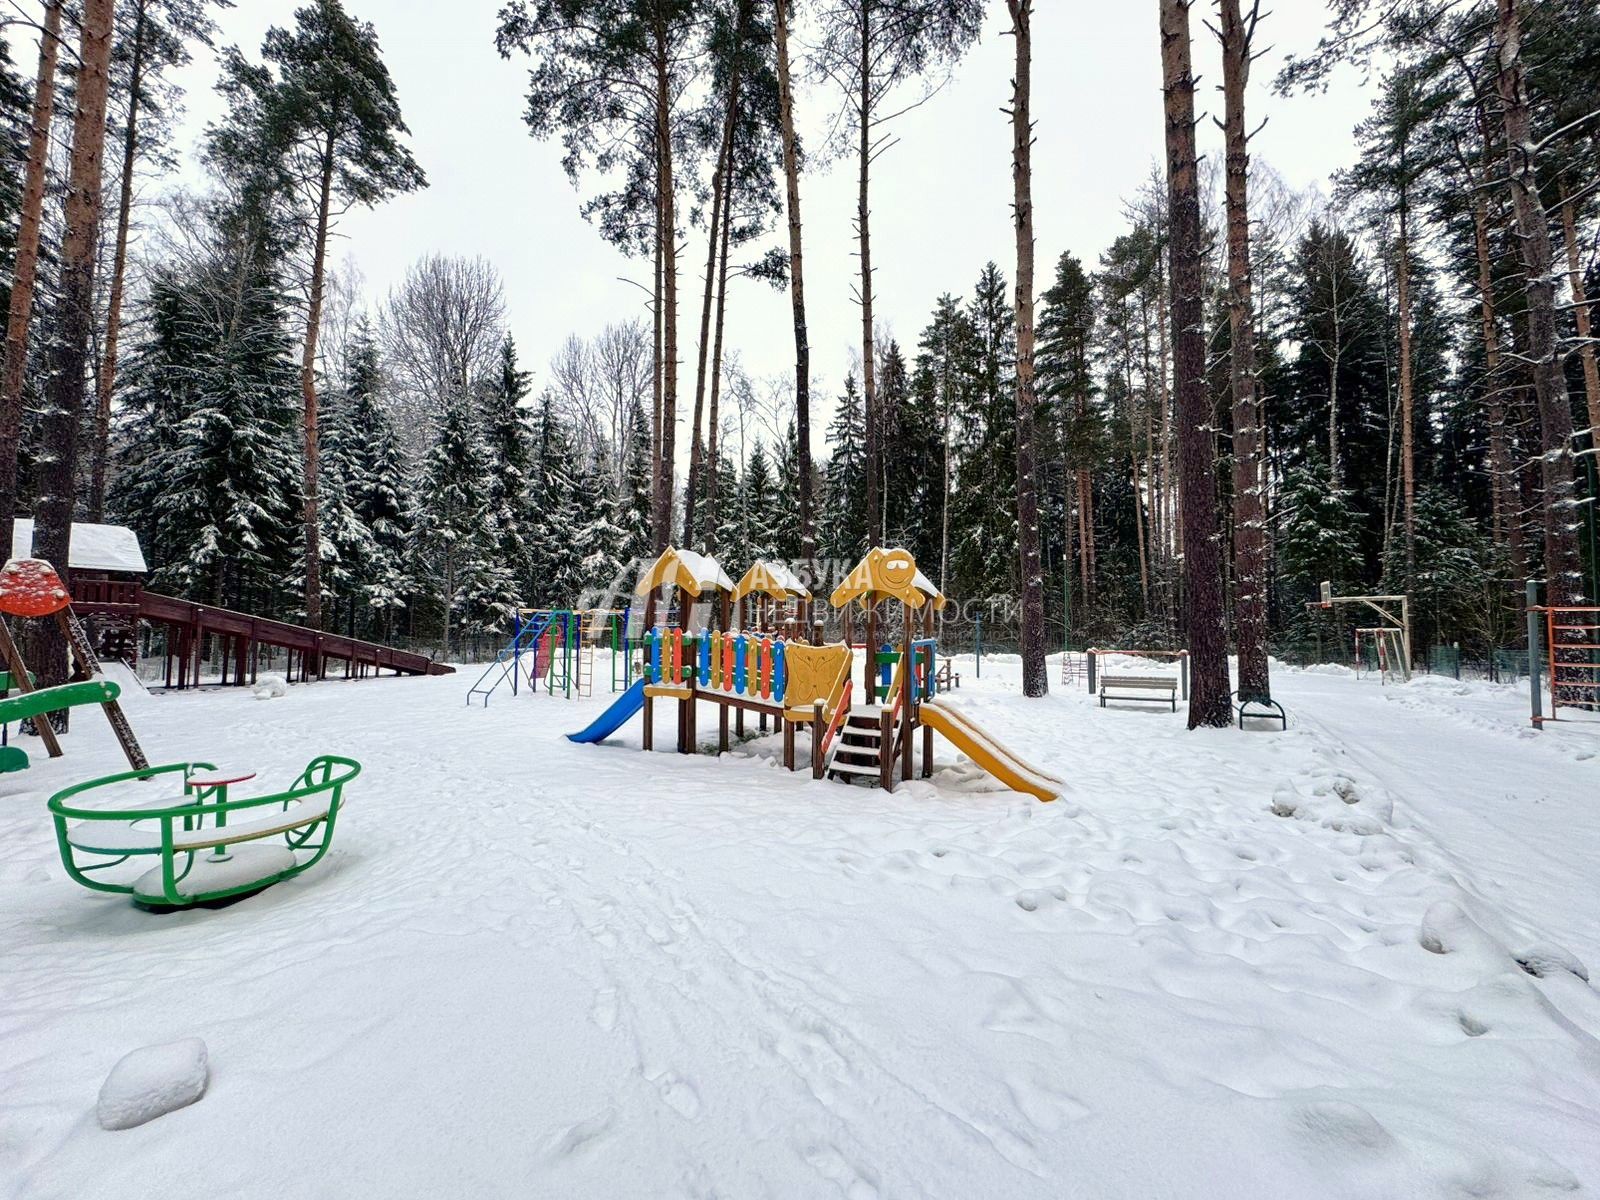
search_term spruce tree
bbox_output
[481,334,535,596]
[820,373,867,564]
[415,388,514,655]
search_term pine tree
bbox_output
[213,0,427,629]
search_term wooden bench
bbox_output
[49,756,360,909]
[1098,674,1179,711]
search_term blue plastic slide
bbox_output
[566,679,648,744]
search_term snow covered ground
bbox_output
[2,654,1597,1198]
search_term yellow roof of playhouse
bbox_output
[730,560,812,604]
[829,547,947,611]
[634,547,734,597]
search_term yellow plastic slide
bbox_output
[919,700,1063,802]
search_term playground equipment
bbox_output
[1086,648,1189,710]
[49,755,360,908]
[1313,581,1412,682]
[568,546,1060,801]
[466,608,628,705]
[1527,580,1600,728]
[0,558,147,771]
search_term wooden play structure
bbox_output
[566,547,1061,802]
[0,557,147,773]
[1527,580,1600,728]
[49,755,360,908]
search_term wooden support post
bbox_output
[718,702,729,753]
[812,701,825,778]
[879,708,894,792]
[0,618,63,757]
[643,695,654,751]
[783,716,795,770]
[901,603,913,782]
[922,721,933,778]
[680,695,695,754]
[865,602,877,696]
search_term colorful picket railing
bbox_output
[643,629,788,703]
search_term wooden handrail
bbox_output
[819,678,853,763]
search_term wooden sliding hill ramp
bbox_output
[71,579,453,690]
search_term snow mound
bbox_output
[1417,900,1505,966]
[253,673,288,700]
[1299,662,1354,677]
[1270,771,1391,835]
[96,1037,208,1131]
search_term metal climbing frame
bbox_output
[1527,581,1600,728]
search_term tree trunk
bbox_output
[33,0,117,699]
[1397,207,1415,592]
[301,130,336,630]
[774,0,814,565]
[1559,181,1600,445]
[1471,140,1524,581]
[1220,0,1269,700]
[683,46,741,549]
[89,0,148,525]
[0,0,64,554]
[704,144,736,557]
[857,2,879,548]
[1007,0,1046,697]
[1161,0,1230,728]
[651,198,663,485]
[1495,0,1583,606]
[1156,270,1175,558]
[652,22,679,555]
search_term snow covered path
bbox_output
[1281,669,1600,970]
[2,659,1598,1198]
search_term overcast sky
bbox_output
[164,2,1374,435]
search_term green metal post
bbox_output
[1527,579,1543,729]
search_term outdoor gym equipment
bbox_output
[1527,580,1600,729]
[50,755,360,908]
[0,557,147,771]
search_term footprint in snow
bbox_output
[1290,1100,1395,1157]
[548,1108,614,1160]
[591,987,618,1032]
[1005,1067,1092,1132]
[653,1071,701,1119]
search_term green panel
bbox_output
[0,679,118,725]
